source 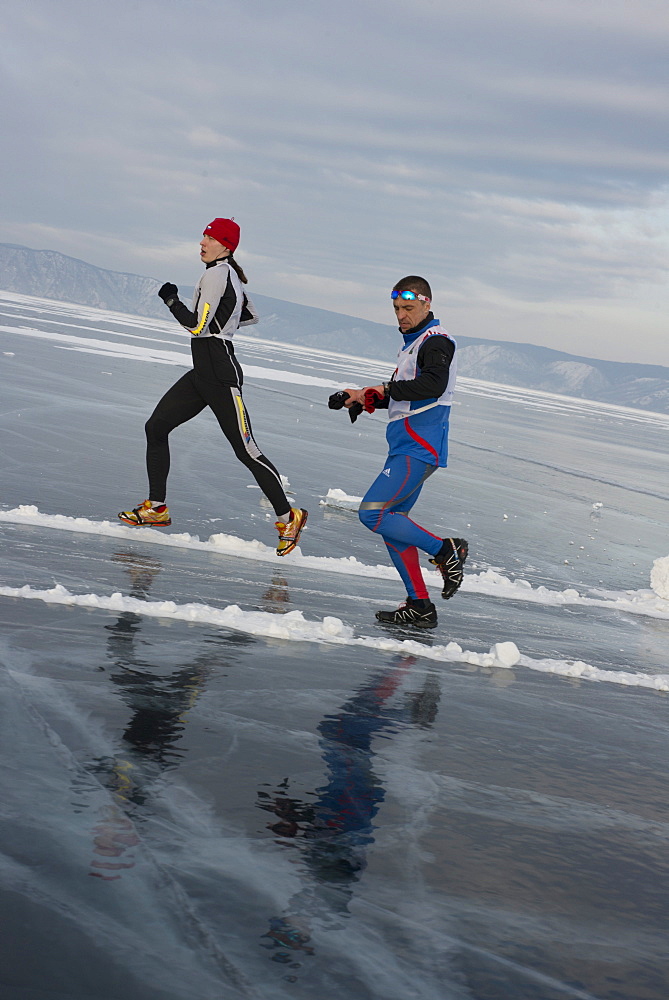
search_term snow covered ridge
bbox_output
[1,505,668,622]
[1,582,668,692]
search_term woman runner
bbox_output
[118,217,307,556]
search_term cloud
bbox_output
[2,0,669,364]
[459,188,669,297]
[187,127,245,151]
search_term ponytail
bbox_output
[228,254,248,285]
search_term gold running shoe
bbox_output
[275,508,308,556]
[118,500,172,527]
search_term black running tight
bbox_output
[144,370,290,516]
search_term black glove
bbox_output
[328,390,350,410]
[328,390,364,423]
[158,282,178,305]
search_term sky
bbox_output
[2,0,669,365]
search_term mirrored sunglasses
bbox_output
[391,290,430,302]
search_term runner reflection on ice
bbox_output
[105,552,209,771]
[85,551,224,879]
[257,655,441,975]
[261,573,290,612]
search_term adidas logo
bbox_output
[382,468,391,477]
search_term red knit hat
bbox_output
[202,218,240,252]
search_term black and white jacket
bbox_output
[165,260,259,387]
[167,259,258,339]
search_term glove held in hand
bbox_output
[328,390,363,423]
[363,387,385,413]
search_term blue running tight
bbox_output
[358,454,443,600]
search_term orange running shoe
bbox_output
[275,507,308,556]
[118,500,172,527]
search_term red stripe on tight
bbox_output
[404,418,439,461]
[373,664,411,701]
[387,541,429,600]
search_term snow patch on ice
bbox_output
[0,582,666,691]
[490,641,521,667]
[319,488,362,511]
[0,582,355,643]
[2,505,669,621]
[650,556,669,601]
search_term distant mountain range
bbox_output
[2,242,669,414]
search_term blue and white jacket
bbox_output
[383,316,457,467]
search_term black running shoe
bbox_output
[375,598,438,629]
[430,537,469,599]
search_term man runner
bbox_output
[342,275,468,628]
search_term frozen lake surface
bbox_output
[1,290,669,999]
